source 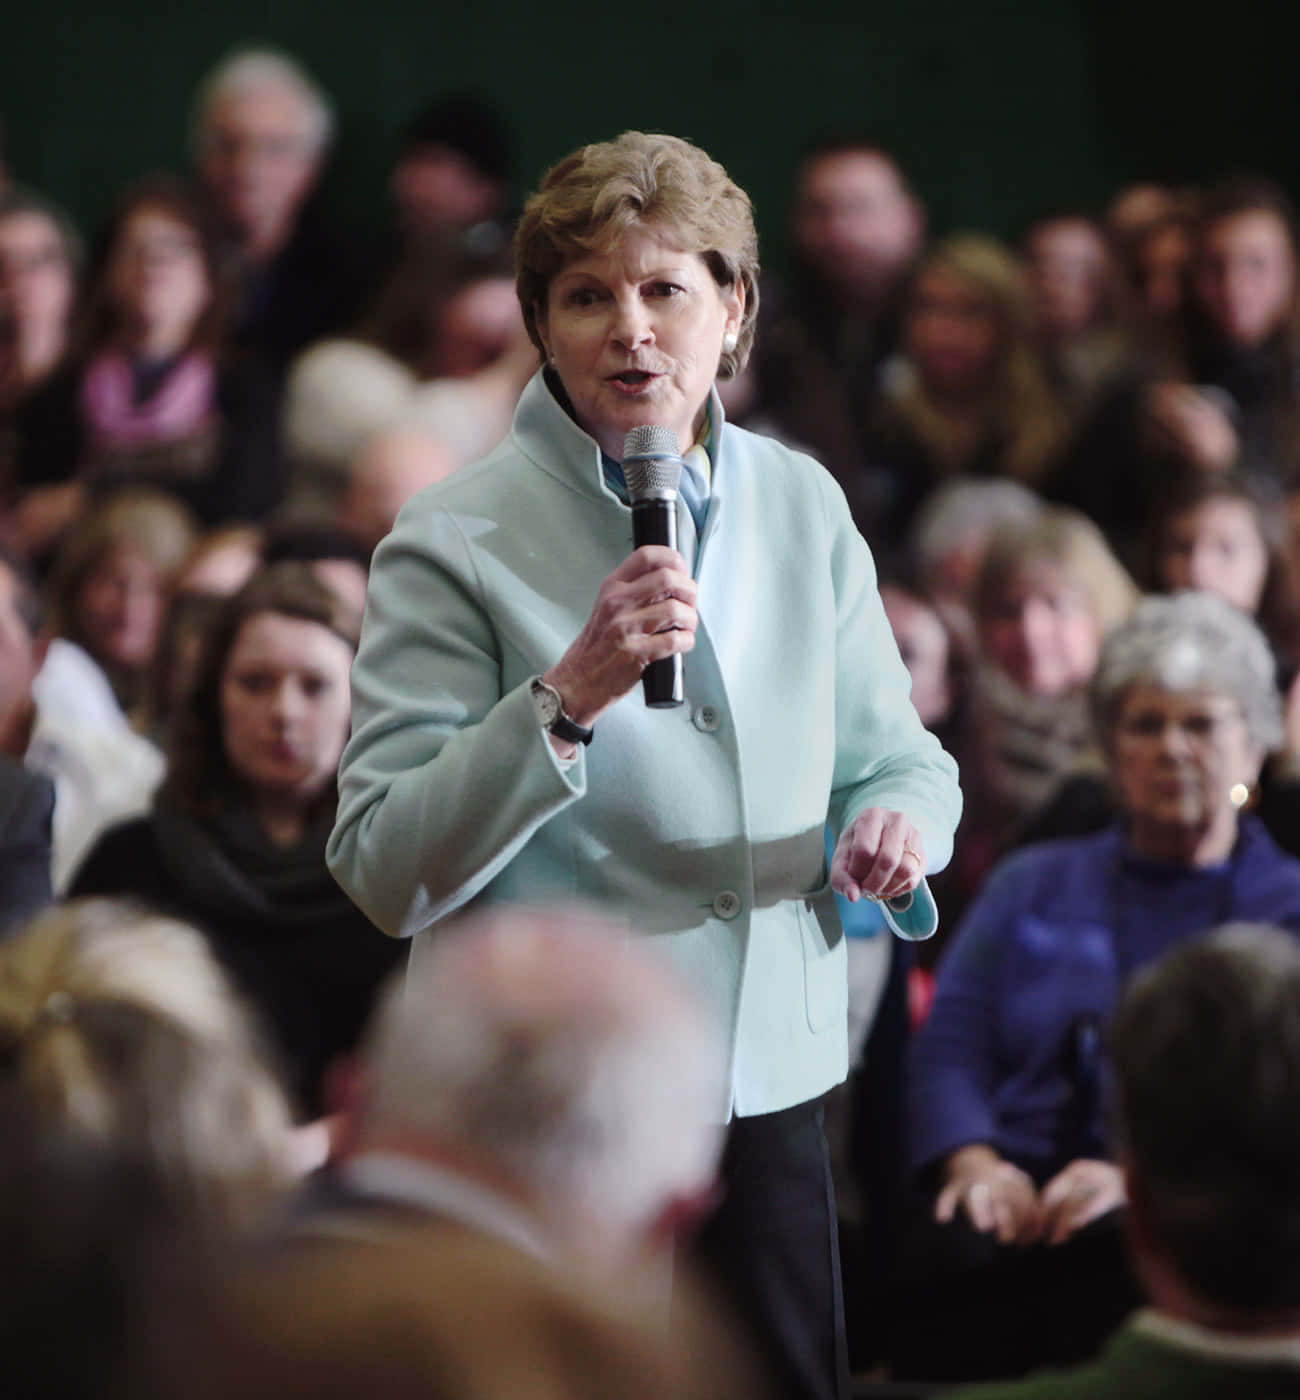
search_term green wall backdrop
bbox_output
[4,0,1299,271]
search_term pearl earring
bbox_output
[722,331,738,355]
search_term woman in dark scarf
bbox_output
[71,562,402,1114]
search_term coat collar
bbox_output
[510,367,729,507]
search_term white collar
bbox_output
[339,1151,552,1262]
[1133,1308,1300,1366]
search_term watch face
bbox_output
[531,680,561,727]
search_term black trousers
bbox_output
[694,1098,849,1400]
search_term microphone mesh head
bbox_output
[622,425,682,501]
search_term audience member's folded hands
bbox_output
[936,1143,1125,1247]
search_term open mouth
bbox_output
[609,370,656,386]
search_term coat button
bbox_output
[713,890,742,920]
[693,704,721,732]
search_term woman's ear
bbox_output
[723,279,745,339]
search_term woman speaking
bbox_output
[328,131,961,1400]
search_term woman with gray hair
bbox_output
[329,130,962,1400]
[895,591,1300,1383]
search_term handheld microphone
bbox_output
[622,425,686,708]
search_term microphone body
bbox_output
[622,426,687,708]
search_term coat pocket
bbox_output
[797,866,847,1034]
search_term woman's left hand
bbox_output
[831,807,926,903]
[1039,1159,1127,1245]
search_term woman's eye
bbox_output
[301,676,330,699]
[565,287,604,308]
[648,281,682,298]
[236,671,274,695]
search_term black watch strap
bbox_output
[530,678,594,746]
[549,711,594,746]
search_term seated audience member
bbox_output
[0,545,164,892]
[1051,176,1300,566]
[1025,494,1300,855]
[1147,472,1300,679]
[857,235,1068,557]
[11,176,283,559]
[282,238,532,517]
[299,906,725,1299]
[70,565,403,1115]
[1119,208,1194,334]
[0,898,298,1236]
[753,134,925,490]
[1022,213,1129,408]
[955,922,1300,1400]
[0,188,80,500]
[961,508,1136,861]
[45,489,196,719]
[193,48,372,370]
[335,427,458,552]
[908,477,1045,662]
[0,755,52,933]
[389,93,513,249]
[896,592,1300,1383]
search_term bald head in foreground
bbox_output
[200,906,763,1398]
[337,903,728,1283]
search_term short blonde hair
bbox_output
[515,130,760,378]
[976,506,1139,639]
[0,899,296,1235]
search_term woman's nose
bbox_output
[270,680,302,723]
[610,296,652,348]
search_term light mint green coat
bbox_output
[328,372,961,1116]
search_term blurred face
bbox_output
[77,545,164,672]
[1112,684,1262,844]
[792,151,921,295]
[881,585,952,728]
[391,147,502,235]
[1195,210,1295,349]
[220,611,353,806]
[983,560,1100,696]
[1136,222,1191,321]
[435,277,523,378]
[201,86,321,247]
[109,207,210,352]
[1159,498,1269,615]
[0,211,75,350]
[1026,219,1108,339]
[537,223,744,461]
[906,266,1002,398]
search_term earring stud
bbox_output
[722,331,738,354]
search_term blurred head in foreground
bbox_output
[1114,922,1300,1326]
[0,897,296,1238]
[346,904,727,1283]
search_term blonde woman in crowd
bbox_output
[853,234,1067,558]
[0,897,298,1237]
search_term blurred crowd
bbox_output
[6,40,1300,1398]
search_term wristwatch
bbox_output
[529,677,594,746]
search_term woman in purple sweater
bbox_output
[896,592,1300,1383]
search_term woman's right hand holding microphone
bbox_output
[541,546,698,756]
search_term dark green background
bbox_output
[4,0,1298,273]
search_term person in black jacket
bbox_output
[71,563,402,1115]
